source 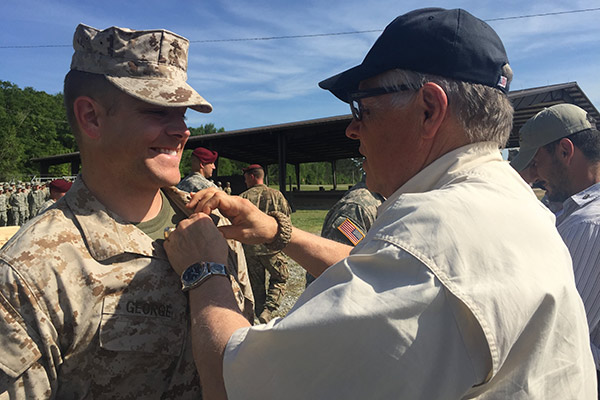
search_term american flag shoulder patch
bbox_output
[337,218,365,246]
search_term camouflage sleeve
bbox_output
[271,190,291,216]
[279,192,292,216]
[320,203,375,246]
[213,209,255,323]
[0,261,56,399]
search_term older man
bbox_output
[511,103,600,385]
[0,24,252,398]
[164,8,595,399]
[177,146,219,192]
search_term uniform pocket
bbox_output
[99,293,186,357]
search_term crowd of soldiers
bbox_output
[0,181,55,226]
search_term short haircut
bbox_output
[63,70,122,142]
[245,168,264,180]
[374,66,514,147]
[544,127,600,163]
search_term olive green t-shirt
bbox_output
[135,190,188,242]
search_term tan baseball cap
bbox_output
[511,103,596,171]
[70,24,212,113]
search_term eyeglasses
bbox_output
[348,85,411,121]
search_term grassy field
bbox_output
[290,209,329,234]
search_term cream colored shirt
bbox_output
[224,143,595,399]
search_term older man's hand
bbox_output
[186,188,279,245]
[163,213,229,276]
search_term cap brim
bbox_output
[510,147,538,172]
[106,76,213,113]
[318,64,371,103]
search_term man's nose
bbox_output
[345,119,360,140]
[166,117,191,139]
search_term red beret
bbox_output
[49,179,72,193]
[242,164,263,173]
[192,147,218,164]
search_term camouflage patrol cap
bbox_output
[70,24,212,113]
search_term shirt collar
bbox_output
[558,181,600,223]
[380,142,502,214]
[64,176,167,262]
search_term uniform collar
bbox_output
[64,176,167,262]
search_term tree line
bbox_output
[1,81,362,185]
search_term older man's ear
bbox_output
[419,83,448,140]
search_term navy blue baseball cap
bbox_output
[319,8,510,102]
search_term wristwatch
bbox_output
[180,262,228,292]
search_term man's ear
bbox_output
[556,138,575,166]
[419,82,448,139]
[73,96,103,139]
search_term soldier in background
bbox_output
[239,164,292,323]
[4,186,14,226]
[177,147,218,192]
[306,176,384,286]
[37,179,73,215]
[8,185,27,226]
[28,183,46,217]
[224,181,232,195]
[0,186,7,227]
[23,183,31,223]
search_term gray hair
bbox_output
[373,66,514,147]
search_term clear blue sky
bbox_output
[2,0,599,132]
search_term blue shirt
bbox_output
[557,181,600,369]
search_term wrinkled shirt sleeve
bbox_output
[0,261,57,399]
[222,240,486,400]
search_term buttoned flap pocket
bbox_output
[99,293,186,357]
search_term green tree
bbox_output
[0,81,74,181]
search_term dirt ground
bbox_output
[271,258,307,319]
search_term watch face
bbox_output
[181,262,227,291]
[182,264,205,283]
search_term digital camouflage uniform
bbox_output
[239,184,291,321]
[21,187,29,223]
[0,178,253,399]
[37,199,55,216]
[306,180,384,286]
[177,172,216,193]
[0,191,7,227]
[27,188,46,218]
[8,190,27,226]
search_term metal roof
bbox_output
[508,82,600,147]
[32,82,600,174]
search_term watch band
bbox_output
[180,261,228,292]
[264,211,292,251]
